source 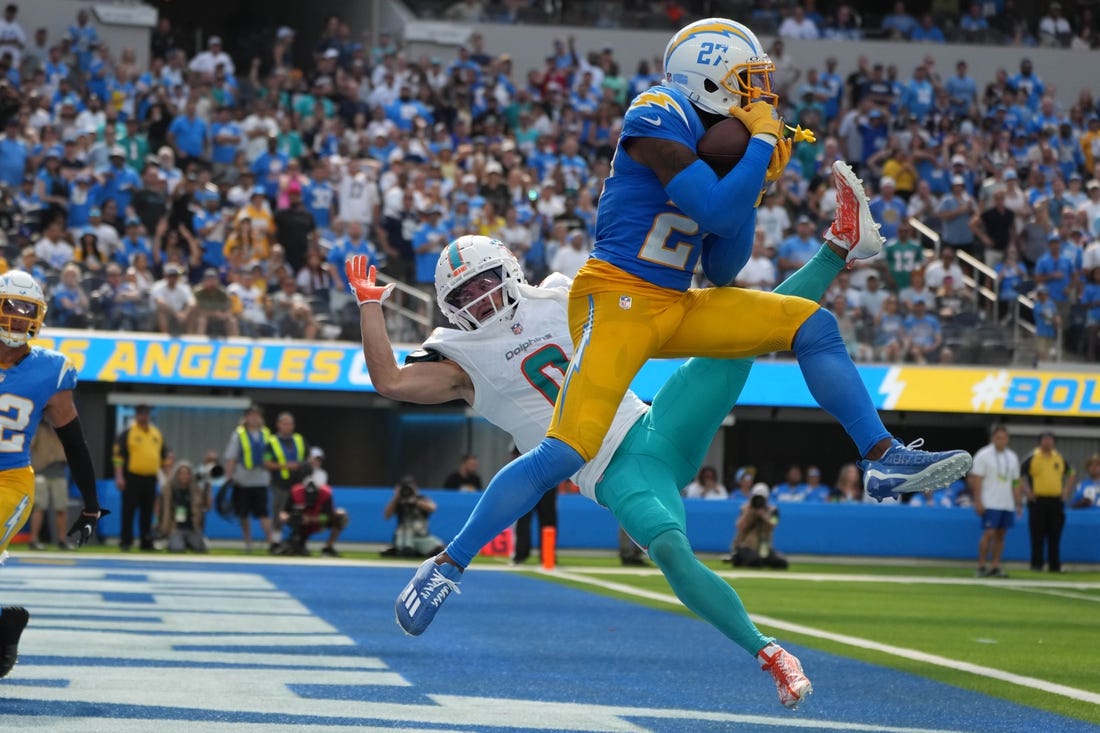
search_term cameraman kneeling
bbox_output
[382,476,445,558]
[730,483,789,569]
[276,478,348,557]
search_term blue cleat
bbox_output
[395,556,462,636]
[859,439,973,501]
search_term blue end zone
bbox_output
[1,556,1091,732]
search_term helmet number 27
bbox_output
[696,42,729,66]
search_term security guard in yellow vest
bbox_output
[223,404,275,552]
[1020,431,1075,572]
[113,404,167,551]
[264,411,308,535]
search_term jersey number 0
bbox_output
[520,345,570,406]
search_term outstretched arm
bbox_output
[347,256,474,405]
[44,390,107,545]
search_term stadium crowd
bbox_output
[428,0,1100,48]
[0,2,1098,362]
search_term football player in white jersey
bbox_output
[0,271,107,679]
[347,168,898,709]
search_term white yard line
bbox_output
[551,569,1100,707]
[564,566,1100,590]
[999,585,1100,603]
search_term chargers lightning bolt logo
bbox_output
[628,91,689,127]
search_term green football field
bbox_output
[521,557,1100,726]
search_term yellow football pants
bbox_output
[548,259,819,460]
[0,466,36,554]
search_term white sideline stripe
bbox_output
[552,569,1100,707]
[568,568,1100,591]
[1000,585,1100,603]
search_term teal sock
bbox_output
[648,529,771,657]
[773,245,845,302]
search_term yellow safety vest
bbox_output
[268,433,306,479]
[236,426,271,470]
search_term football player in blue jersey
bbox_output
[396,18,972,635]
[0,271,107,678]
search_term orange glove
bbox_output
[765,137,792,183]
[345,256,395,305]
[729,101,783,138]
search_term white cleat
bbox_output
[758,642,814,710]
[826,160,885,262]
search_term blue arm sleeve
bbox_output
[701,208,757,286]
[663,137,773,239]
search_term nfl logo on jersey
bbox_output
[511,322,524,335]
[619,295,633,310]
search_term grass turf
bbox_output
[534,559,1100,725]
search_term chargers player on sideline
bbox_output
[394,18,971,635]
[350,165,882,708]
[0,271,107,679]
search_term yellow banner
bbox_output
[880,366,1100,417]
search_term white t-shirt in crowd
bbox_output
[970,444,1020,511]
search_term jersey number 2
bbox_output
[521,345,570,406]
[638,212,699,270]
[0,394,34,453]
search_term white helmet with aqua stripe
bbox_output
[435,235,526,331]
[662,18,776,117]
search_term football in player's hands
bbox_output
[696,117,751,177]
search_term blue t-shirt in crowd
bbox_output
[167,114,209,158]
[1034,252,1075,302]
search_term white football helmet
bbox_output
[663,18,776,116]
[435,235,526,331]
[0,270,47,347]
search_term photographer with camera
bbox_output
[275,476,347,557]
[728,483,789,570]
[156,461,210,553]
[382,476,444,558]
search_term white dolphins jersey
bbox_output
[423,278,648,501]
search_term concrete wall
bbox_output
[93,482,1100,563]
[13,0,155,71]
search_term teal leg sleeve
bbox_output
[646,358,754,488]
[594,245,846,656]
[648,528,772,657]
[773,245,845,301]
[648,244,846,487]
